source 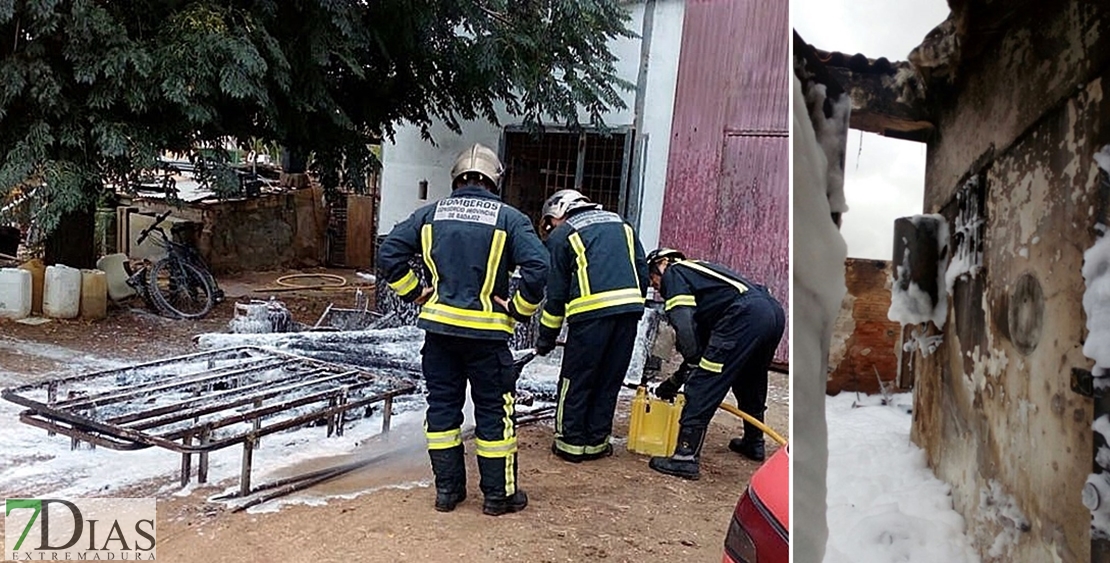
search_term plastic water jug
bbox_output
[43,264,82,319]
[18,258,44,314]
[80,269,108,320]
[0,267,32,320]
[627,386,685,457]
[95,253,136,301]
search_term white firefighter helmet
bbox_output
[646,247,686,274]
[451,143,503,188]
[540,189,600,233]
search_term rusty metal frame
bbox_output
[1,347,416,496]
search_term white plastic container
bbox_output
[0,267,32,320]
[43,264,82,319]
[95,253,136,301]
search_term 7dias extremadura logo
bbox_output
[5,498,156,561]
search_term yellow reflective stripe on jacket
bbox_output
[566,287,645,317]
[388,269,420,296]
[513,291,539,316]
[475,437,518,458]
[425,427,462,450]
[677,260,747,294]
[420,224,440,306]
[665,294,697,311]
[624,224,641,293]
[480,229,507,312]
[420,303,514,333]
[699,357,724,374]
[541,309,564,330]
[568,232,591,296]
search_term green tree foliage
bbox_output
[0,0,633,240]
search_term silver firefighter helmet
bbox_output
[451,143,503,188]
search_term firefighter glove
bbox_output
[655,376,682,401]
[534,327,558,356]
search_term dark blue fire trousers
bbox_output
[422,332,519,501]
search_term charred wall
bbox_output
[827,258,900,395]
[911,3,1110,561]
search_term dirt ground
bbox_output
[0,268,789,563]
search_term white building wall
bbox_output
[378,0,685,249]
[635,0,684,250]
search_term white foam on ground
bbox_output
[825,393,980,563]
[0,388,426,500]
[2,307,660,510]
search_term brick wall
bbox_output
[827,258,901,395]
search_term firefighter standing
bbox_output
[378,143,548,515]
[646,248,785,480]
[534,189,649,462]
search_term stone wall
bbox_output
[827,258,900,395]
[134,186,327,275]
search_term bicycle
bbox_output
[126,210,224,319]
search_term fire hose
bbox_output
[718,403,787,446]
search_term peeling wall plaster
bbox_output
[909,4,1110,561]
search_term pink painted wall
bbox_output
[660,0,790,363]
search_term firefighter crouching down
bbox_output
[534,189,649,463]
[647,248,785,480]
[377,143,548,515]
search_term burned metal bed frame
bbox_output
[1,347,417,496]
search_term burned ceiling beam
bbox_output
[812,49,936,143]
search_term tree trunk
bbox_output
[281,148,308,173]
[279,148,311,189]
[44,203,97,269]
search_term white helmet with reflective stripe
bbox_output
[647,247,686,275]
[451,143,503,188]
[540,189,600,233]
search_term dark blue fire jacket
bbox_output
[377,184,549,340]
[660,259,766,372]
[540,208,649,332]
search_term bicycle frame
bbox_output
[126,211,222,318]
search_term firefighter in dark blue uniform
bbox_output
[646,248,785,480]
[378,143,548,515]
[534,189,649,462]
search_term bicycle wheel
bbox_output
[146,258,216,319]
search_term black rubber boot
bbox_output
[729,437,766,462]
[729,412,766,462]
[483,490,529,516]
[429,446,467,512]
[648,426,705,481]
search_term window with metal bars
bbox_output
[500,127,635,226]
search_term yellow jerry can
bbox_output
[627,386,685,457]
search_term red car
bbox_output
[723,444,789,563]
